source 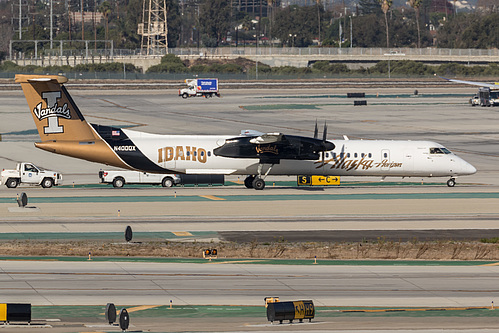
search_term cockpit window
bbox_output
[441,148,451,154]
[430,147,451,154]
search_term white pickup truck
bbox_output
[1,162,63,188]
[99,170,181,188]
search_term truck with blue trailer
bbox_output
[179,78,220,98]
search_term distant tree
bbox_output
[166,0,181,48]
[408,0,423,48]
[378,0,392,47]
[436,12,499,48]
[358,0,381,15]
[273,5,324,47]
[347,15,386,47]
[199,0,231,46]
[98,1,112,42]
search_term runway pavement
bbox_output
[1,259,499,331]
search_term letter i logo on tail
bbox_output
[16,74,96,143]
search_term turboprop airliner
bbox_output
[15,74,476,190]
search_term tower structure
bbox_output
[138,0,168,55]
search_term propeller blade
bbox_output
[314,120,318,139]
[322,122,328,143]
[321,122,327,168]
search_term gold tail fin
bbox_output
[15,74,129,168]
[15,74,96,142]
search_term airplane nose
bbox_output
[461,160,477,175]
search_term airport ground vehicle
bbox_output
[469,95,479,106]
[478,87,499,107]
[99,170,181,188]
[99,170,224,188]
[0,162,62,188]
[179,78,220,98]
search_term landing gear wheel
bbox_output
[447,178,456,187]
[244,176,255,189]
[162,177,174,188]
[252,178,265,190]
[41,178,54,188]
[5,178,18,188]
[112,177,125,188]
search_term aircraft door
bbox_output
[404,151,414,172]
[381,149,390,171]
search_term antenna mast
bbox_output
[138,0,168,55]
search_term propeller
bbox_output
[321,122,327,167]
[322,121,327,144]
[313,120,318,139]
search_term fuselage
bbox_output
[114,128,476,178]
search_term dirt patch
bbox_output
[1,239,499,261]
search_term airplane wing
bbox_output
[440,76,499,89]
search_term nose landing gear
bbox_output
[447,178,456,187]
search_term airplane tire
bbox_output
[113,177,125,188]
[252,178,265,190]
[41,178,54,188]
[5,178,19,188]
[162,177,174,188]
[244,176,255,189]
[447,178,456,187]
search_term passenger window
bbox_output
[354,153,358,158]
[208,151,211,157]
[383,153,388,158]
[347,153,350,158]
[333,153,336,158]
[200,151,205,157]
[361,153,365,158]
[186,151,190,156]
[325,153,329,158]
[368,153,372,158]
[194,151,197,156]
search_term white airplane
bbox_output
[440,76,499,89]
[16,74,477,190]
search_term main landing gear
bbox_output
[244,163,275,190]
[447,178,456,187]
